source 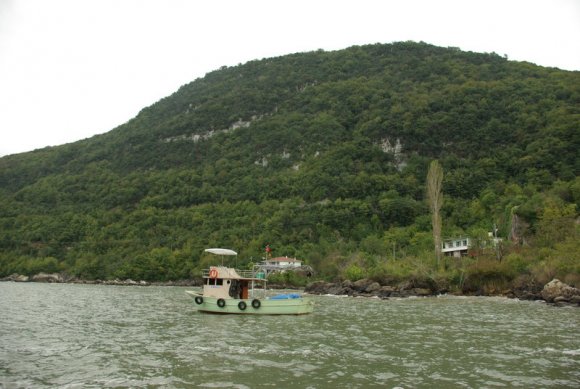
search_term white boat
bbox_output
[186,248,314,315]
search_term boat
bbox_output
[186,248,314,315]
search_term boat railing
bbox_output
[202,268,265,280]
[236,269,260,279]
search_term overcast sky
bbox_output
[0,0,579,157]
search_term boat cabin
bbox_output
[203,266,264,300]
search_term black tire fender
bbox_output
[251,299,261,309]
[217,298,226,308]
[194,296,203,305]
[238,301,247,310]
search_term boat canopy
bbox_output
[205,248,238,256]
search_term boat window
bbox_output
[207,278,224,286]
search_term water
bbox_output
[1,283,579,388]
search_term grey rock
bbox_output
[14,274,29,282]
[541,279,580,303]
[413,288,432,296]
[365,282,381,294]
[32,273,63,283]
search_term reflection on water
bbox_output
[1,283,579,388]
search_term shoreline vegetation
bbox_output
[3,272,578,307]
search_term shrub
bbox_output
[504,253,529,274]
[530,235,580,286]
[343,263,366,282]
[267,271,308,287]
[462,258,516,294]
[368,261,410,284]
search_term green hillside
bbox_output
[0,41,578,289]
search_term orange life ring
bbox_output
[209,268,218,278]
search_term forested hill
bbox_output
[0,41,578,283]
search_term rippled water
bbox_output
[1,283,579,388]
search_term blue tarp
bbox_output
[270,293,301,300]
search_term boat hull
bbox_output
[187,292,314,315]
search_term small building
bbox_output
[442,237,471,258]
[261,256,302,268]
[255,256,313,277]
[442,233,503,258]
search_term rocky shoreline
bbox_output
[3,272,579,307]
[0,272,201,287]
[304,278,580,307]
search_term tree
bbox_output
[427,160,444,268]
[535,198,576,248]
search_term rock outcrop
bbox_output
[31,273,66,283]
[1,273,29,282]
[305,277,579,306]
[541,279,580,306]
[509,275,544,300]
[304,279,436,299]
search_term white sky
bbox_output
[0,0,579,157]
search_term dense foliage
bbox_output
[0,42,578,289]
